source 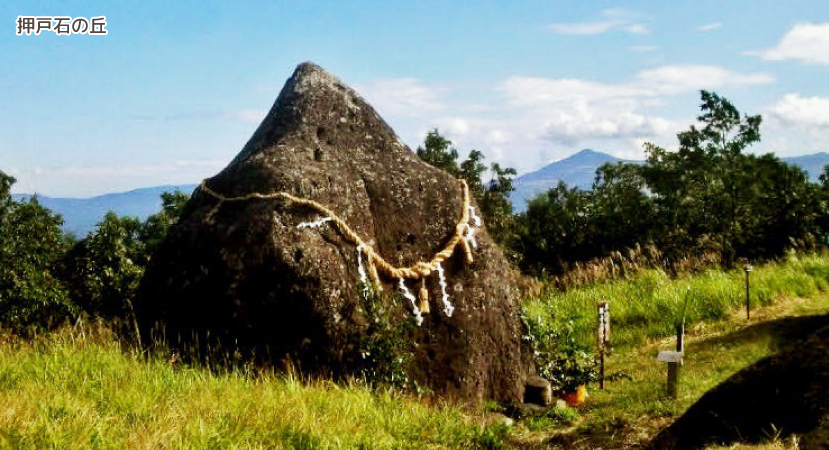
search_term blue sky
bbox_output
[2,1,828,197]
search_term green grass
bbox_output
[2,254,829,449]
[523,253,829,348]
[0,325,502,450]
[514,253,829,448]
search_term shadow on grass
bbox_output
[689,313,829,354]
[647,323,829,450]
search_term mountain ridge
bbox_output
[510,149,829,213]
[12,184,198,237]
[11,151,829,235]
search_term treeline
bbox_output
[419,91,829,277]
[0,172,187,334]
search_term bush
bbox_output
[61,212,146,320]
[344,285,416,390]
[522,311,597,392]
[0,171,76,333]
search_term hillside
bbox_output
[781,152,829,182]
[12,184,197,237]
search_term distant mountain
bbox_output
[510,149,634,213]
[781,152,829,182]
[12,184,197,237]
[10,151,828,235]
[510,150,829,213]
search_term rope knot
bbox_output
[414,261,434,277]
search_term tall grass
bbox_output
[0,324,497,450]
[523,253,829,348]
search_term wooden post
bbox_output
[666,324,683,399]
[597,302,609,390]
[744,264,753,321]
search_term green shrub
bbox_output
[522,311,597,392]
[345,285,416,390]
[0,171,77,334]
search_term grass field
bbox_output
[1,254,828,449]
[0,324,505,449]
[523,253,829,348]
[515,253,829,449]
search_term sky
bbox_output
[1,1,828,197]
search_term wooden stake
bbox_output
[597,301,609,390]
[744,264,753,321]
[667,324,684,399]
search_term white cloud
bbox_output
[751,23,829,65]
[355,78,445,117]
[499,77,645,106]
[550,9,648,35]
[132,110,267,124]
[500,65,772,106]
[537,99,675,146]
[226,110,268,124]
[770,94,829,128]
[635,65,774,95]
[477,64,774,167]
[550,21,616,35]
[625,24,648,34]
[697,22,722,32]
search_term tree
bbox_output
[481,163,519,252]
[518,182,594,275]
[416,129,460,177]
[642,91,765,265]
[140,189,190,255]
[591,162,654,255]
[415,129,519,249]
[0,171,76,333]
[61,212,146,319]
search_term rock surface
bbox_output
[135,62,533,405]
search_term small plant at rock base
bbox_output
[522,312,598,393]
[347,284,416,390]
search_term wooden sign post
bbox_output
[657,324,684,399]
[744,263,753,320]
[597,301,610,389]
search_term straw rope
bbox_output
[197,178,474,284]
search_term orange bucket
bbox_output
[563,385,588,406]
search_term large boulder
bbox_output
[136,62,533,405]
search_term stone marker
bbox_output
[135,62,533,405]
[524,375,553,406]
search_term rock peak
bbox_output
[286,61,348,96]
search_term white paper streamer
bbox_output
[398,278,423,326]
[297,217,332,229]
[469,206,482,227]
[464,223,478,249]
[356,245,369,293]
[436,262,454,317]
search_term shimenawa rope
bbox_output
[197,178,479,322]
